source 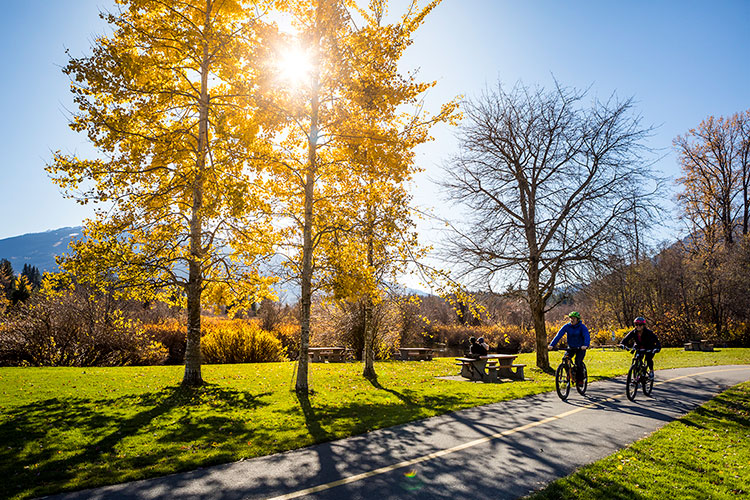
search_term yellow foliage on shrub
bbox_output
[272,322,300,357]
[591,326,631,346]
[139,340,169,365]
[201,319,286,363]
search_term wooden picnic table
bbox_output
[398,347,434,361]
[455,354,526,382]
[684,340,714,352]
[308,347,348,363]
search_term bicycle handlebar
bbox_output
[619,345,659,354]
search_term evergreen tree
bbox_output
[21,264,42,290]
[11,275,31,304]
[0,259,15,300]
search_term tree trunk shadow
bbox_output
[295,388,334,442]
[366,377,416,407]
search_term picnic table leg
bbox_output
[472,360,487,380]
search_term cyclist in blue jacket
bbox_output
[548,311,590,385]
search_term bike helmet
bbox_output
[633,317,646,325]
[568,311,581,319]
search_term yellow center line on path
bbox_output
[267,366,750,500]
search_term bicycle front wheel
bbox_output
[576,363,588,396]
[626,365,639,401]
[643,371,654,396]
[556,363,571,400]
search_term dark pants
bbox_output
[645,352,655,372]
[566,347,586,382]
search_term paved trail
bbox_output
[51,365,750,500]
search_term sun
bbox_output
[277,47,312,87]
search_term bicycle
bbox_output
[554,348,588,400]
[624,347,657,401]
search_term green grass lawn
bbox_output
[526,379,750,500]
[1,347,748,499]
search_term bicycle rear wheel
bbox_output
[576,363,588,395]
[555,363,570,400]
[626,364,639,401]
[642,370,654,396]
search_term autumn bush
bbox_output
[142,318,186,364]
[590,326,631,346]
[311,298,401,360]
[425,323,537,353]
[0,285,168,367]
[272,322,300,359]
[200,319,286,363]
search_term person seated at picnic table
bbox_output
[478,336,490,352]
[468,336,488,358]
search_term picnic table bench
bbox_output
[398,347,434,361]
[308,347,349,362]
[598,344,623,351]
[455,354,525,382]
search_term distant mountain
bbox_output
[0,227,430,299]
[0,227,83,274]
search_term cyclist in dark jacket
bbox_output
[621,317,661,379]
[548,311,590,385]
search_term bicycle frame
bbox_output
[625,347,656,401]
[555,348,587,400]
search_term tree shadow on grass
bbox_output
[679,383,750,430]
[366,377,417,408]
[295,389,334,443]
[540,366,557,376]
[0,384,270,499]
[289,380,469,449]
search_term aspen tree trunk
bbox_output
[362,298,376,378]
[296,3,321,394]
[182,4,211,387]
[362,228,376,379]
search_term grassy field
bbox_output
[526,379,750,500]
[1,347,748,499]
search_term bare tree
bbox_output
[440,81,663,370]
[674,110,750,246]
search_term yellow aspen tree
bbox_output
[265,0,352,394]
[46,0,279,386]
[267,0,456,391]
[328,0,459,379]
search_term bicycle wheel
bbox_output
[576,362,588,395]
[555,363,571,400]
[642,368,654,396]
[626,364,639,401]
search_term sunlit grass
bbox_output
[1,348,748,499]
[526,379,750,500]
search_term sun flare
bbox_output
[277,47,312,87]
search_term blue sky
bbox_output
[1,0,749,243]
